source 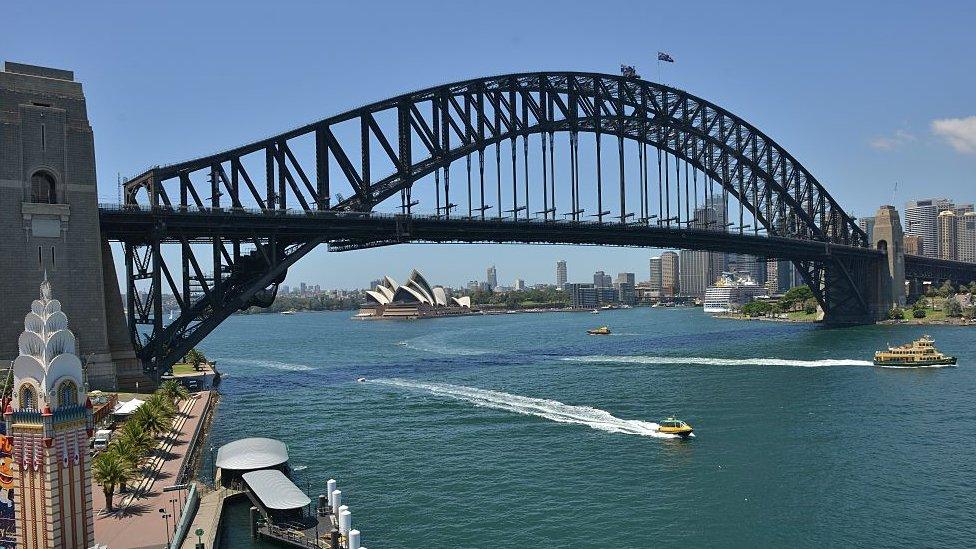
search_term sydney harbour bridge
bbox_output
[96,72,976,377]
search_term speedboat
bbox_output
[873,335,957,367]
[590,309,600,314]
[356,377,367,383]
[656,417,694,438]
[587,326,611,335]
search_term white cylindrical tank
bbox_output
[327,479,337,505]
[331,490,342,515]
[349,529,361,549]
[339,509,352,535]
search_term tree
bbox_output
[912,298,928,311]
[938,280,955,298]
[105,439,140,493]
[118,419,155,454]
[158,379,190,403]
[888,307,906,320]
[92,452,133,512]
[804,302,818,315]
[133,400,173,436]
[741,301,771,317]
[944,298,963,318]
[912,308,927,319]
[969,281,976,296]
[184,348,207,371]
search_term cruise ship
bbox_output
[703,272,769,314]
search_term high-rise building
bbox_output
[857,216,876,245]
[616,272,636,286]
[938,210,958,261]
[903,235,924,256]
[727,254,766,285]
[565,283,618,309]
[487,265,498,289]
[9,280,95,548]
[765,260,802,294]
[680,196,727,297]
[649,257,662,291]
[593,271,612,287]
[661,251,680,296]
[959,212,976,263]
[556,260,567,289]
[514,278,526,291]
[905,198,954,258]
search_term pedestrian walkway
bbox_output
[93,392,211,549]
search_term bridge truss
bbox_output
[118,72,879,376]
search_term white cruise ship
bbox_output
[703,272,769,314]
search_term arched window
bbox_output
[30,171,57,204]
[19,385,37,410]
[57,380,78,408]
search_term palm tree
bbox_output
[158,380,190,403]
[92,451,133,512]
[133,401,172,436]
[106,438,140,493]
[183,348,207,371]
[118,420,155,455]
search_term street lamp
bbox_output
[170,497,179,530]
[159,508,172,547]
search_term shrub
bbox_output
[804,302,817,315]
[944,299,963,318]
[912,308,927,319]
[888,307,906,320]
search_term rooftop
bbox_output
[243,469,311,510]
[215,437,289,471]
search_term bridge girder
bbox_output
[115,72,879,377]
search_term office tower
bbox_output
[556,260,567,289]
[649,257,662,290]
[661,251,680,296]
[857,216,876,246]
[593,271,612,287]
[959,212,976,263]
[938,210,958,260]
[514,278,526,291]
[616,272,636,286]
[905,198,953,258]
[903,235,924,256]
[487,265,498,289]
[765,260,802,294]
[679,196,727,297]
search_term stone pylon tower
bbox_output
[872,205,906,313]
[4,279,95,549]
[0,62,152,391]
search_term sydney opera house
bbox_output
[357,269,475,319]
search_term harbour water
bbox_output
[207,308,976,548]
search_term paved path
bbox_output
[93,392,210,549]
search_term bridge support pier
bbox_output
[872,205,906,316]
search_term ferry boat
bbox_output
[873,336,957,367]
[657,417,694,438]
[587,326,611,335]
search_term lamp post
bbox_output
[170,497,179,530]
[159,508,172,547]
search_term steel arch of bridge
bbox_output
[119,71,877,376]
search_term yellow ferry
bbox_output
[587,326,611,335]
[873,336,957,367]
[657,417,694,438]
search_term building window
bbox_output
[20,385,37,410]
[30,171,57,204]
[57,380,78,408]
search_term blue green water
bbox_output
[207,309,976,548]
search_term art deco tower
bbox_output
[5,279,94,548]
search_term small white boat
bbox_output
[591,309,600,314]
[356,377,367,383]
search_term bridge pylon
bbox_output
[872,205,906,316]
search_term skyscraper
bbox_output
[661,251,680,296]
[938,210,958,261]
[905,198,953,258]
[514,278,526,291]
[593,271,612,287]
[616,272,636,286]
[679,196,727,297]
[857,216,876,245]
[487,265,498,289]
[648,257,663,291]
[765,260,802,294]
[903,235,924,256]
[556,260,567,289]
[959,212,976,263]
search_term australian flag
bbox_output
[657,51,675,63]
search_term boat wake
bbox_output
[371,379,679,438]
[564,355,875,368]
[395,337,488,356]
[218,357,315,372]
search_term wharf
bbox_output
[254,511,337,548]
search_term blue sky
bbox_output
[5,1,975,289]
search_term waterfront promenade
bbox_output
[94,392,211,549]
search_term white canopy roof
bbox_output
[113,398,145,415]
[243,469,311,510]
[215,437,289,471]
